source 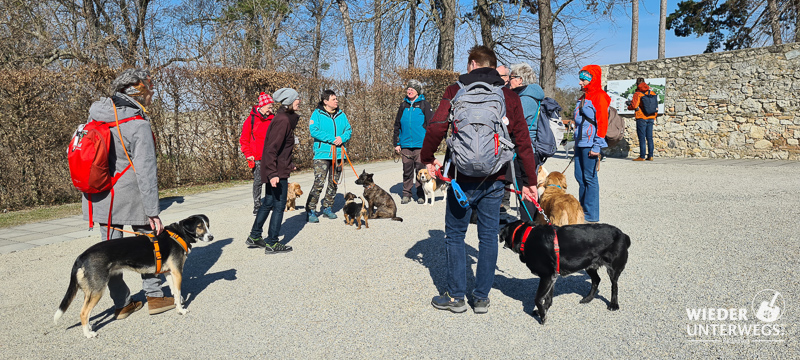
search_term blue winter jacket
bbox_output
[393,95,432,148]
[515,84,545,153]
[309,104,353,160]
[573,98,608,153]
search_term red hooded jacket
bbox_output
[239,106,274,161]
[580,65,611,138]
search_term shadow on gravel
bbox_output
[182,238,237,306]
[405,230,478,294]
[68,308,115,332]
[493,272,602,321]
[389,182,403,197]
[281,211,309,244]
[159,196,185,211]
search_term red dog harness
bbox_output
[511,223,561,273]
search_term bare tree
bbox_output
[374,0,383,82]
[476,0,495,49]
[630,0,638,62]
[423,0,456,71]
[308,0,332,78]
[659,0,666,59]
[336,0,360,81]
[538,0,558,95]
[408,0,418,68]
[767,0,782,45]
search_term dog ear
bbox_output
[180,215,202,236]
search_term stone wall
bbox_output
[602,42,800,160]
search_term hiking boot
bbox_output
[633,157,645,161]
[307,210,319,223]
[322,207,337,219]
[417,197,425,204]
[147,296,176,315]
[431,292,467,313]
[401,196,411,204]
[114,300,143,320]
[265,241,293,254]
[245,235,267,248]
[473,297,490,314]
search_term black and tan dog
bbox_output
[354,170,403,222]
[342,192,369,229]
[54,214,214,338]
[499,220,630,324]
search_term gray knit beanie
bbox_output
[406,80,424,95]
[273,88,299,105]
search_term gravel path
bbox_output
[0,156,797,358]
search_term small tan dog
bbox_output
[417,168,449,206]
[536,171,584,226]
[285,182,303,211]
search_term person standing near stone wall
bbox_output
[627,77,657,161]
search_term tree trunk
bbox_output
[476,0,494,49]
[435,0,456,71]
[767,0,782,45]
[408,0,417,68]
[659,0,666,59]
[311,1,324,78]
[538,0,556,95]
[337,0,360,81]
[630,0,638,62]
[374,0,383,82]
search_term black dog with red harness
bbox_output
[499,220,631,324]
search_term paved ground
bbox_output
[0,155,798,358]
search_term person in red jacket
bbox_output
[627,77,658,161]
[240,92,275,215]
[421,45,538,314]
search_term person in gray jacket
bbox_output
[80,68,174,319]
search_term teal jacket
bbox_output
[309,104,352,160]
[392,94,432,148]
[514,84,545,152]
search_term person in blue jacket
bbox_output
[392,80,433,204]
[305,90,352,223]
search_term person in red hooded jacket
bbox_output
[627,77,657,161]
[240,92,275,215]
[572,65,610,223]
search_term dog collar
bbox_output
[547,184,562,189]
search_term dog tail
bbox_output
[54,261,80,323]
[359,197,366,211]
[391,217,403,222]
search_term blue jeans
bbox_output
[574,147,600,222]
[444,180,504,300]
[636,119,654,159]
[249,178,288,242]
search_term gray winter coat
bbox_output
[81,93,160,226]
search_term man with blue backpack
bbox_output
[627,77,658,161]
[420,45,538,314]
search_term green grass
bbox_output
[0,180,251,229]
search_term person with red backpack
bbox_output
[240,92,275,214]
[627,77,658,161]
[77,68,173,319]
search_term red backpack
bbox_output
[68,105,142,231]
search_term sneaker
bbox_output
[114,300,143,320]
[146,296,176,315]
[265,241,293,254]
[417,197,425,204]
[473,297,490,314]
[307,210,319,223]
[633,157,645,161]
[401,196,411,204]
[245,235,267,248]
[322,207,337,219]
[431,292,467,313]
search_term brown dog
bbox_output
[354,170,403,221]
[342,192,369,229]
[285,182,303,211]
[536,171,584,226]
[417,168,448,206]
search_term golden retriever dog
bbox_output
[536,166,549,197]
[285,182,303,211]
[535,171,584,226]
[417,168,449,206]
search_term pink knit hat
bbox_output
[257,92,274,108]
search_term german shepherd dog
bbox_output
[54,215,214,338]
[342,192,369,229]
[354,170,403,222]
[499,220,630,324]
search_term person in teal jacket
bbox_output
[392,80,432,204]
[305,89,353,223]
